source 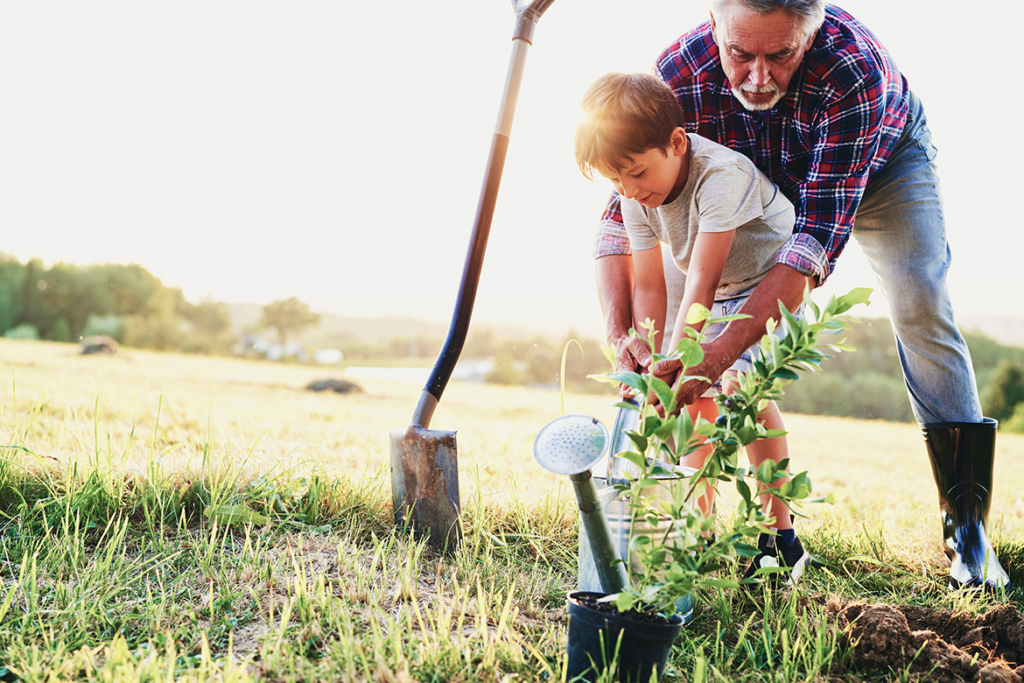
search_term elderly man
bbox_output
[594,0,1010,591]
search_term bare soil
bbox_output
[829,601,1024,682]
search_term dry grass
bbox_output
[2,339,1020,515]
[4,338,1021,534]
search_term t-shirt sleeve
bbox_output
[694,163,764,233]
[621,198,661,251]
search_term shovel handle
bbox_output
[414,20,543,428]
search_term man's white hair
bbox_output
[710,0,826,38]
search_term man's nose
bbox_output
[619,178,637,199]
[747,58,771,87]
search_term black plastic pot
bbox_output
[566,591,683,683]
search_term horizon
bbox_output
[2,1,1022,341]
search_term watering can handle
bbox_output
[607,396,641,486]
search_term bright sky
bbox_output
[1,1,1021,340]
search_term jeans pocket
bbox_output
[913,126,938,162]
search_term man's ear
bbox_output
[709,10,718,44]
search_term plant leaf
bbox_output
[676,339,704,369]
[204,505,269,527]
[604,371,645,393]
[649,377,677,416]
[684,303,711,325]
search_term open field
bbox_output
[1,338,1023,681]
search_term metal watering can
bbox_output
[534,400,696,623]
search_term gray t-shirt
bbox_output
[623,134,795,300]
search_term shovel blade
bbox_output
[390,425,462,552]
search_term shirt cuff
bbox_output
[593,219,632,259]
[775,233,830,284]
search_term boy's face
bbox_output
[596,129,688,209]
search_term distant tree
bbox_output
[982,361,1024,424]
[17,259,54,338]
[260,297,320,345]
[182,297,230,337]
[0,253,26,334]
[179,297,232,354]
[80,314,124,340]
[1005,403,1024,434]
[51,317,72,343]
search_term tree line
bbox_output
[3,253,1021,429]
[778,318,1024,430]
[0,254,319,354]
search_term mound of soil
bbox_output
[305,378,363,394]
[831,602,1024,682]
[80,335,119,355]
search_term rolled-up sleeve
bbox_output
[775,232,830,283]
[592,193,632,258]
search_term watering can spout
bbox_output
[534,414,629,594]
[569,469,630,594]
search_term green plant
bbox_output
[593,287,872,618]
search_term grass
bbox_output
[0,338,1023,681]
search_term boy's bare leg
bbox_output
[681,398,717,520]
[742,399,792,530]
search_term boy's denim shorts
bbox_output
[697,295,802,397]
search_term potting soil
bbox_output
[572,593,676,625]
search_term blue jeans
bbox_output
[852,92,982,424]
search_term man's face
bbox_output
[710,3,814,111]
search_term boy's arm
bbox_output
[631,246,667,359]
[667,231,734,352]
[650,231,734,412]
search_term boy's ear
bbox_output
[669,128,688,156]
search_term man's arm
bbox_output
[672,262,817,406]
[595,254,654,374]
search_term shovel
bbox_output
[390,0,556,552]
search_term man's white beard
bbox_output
[733,83,785,111]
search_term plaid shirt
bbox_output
[595,5,910,283]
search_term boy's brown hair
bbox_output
[574,72,684,180]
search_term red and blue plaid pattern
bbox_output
[595,5,909,284]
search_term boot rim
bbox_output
[922,417,998,430]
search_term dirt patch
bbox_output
[830,602,1024,682]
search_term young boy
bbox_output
[574,72,811,585]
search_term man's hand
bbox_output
[650,357,682,390]
[610,335,652,398]
[666,264,817,411]
[670,342,731,408]
[613,335,653,374]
